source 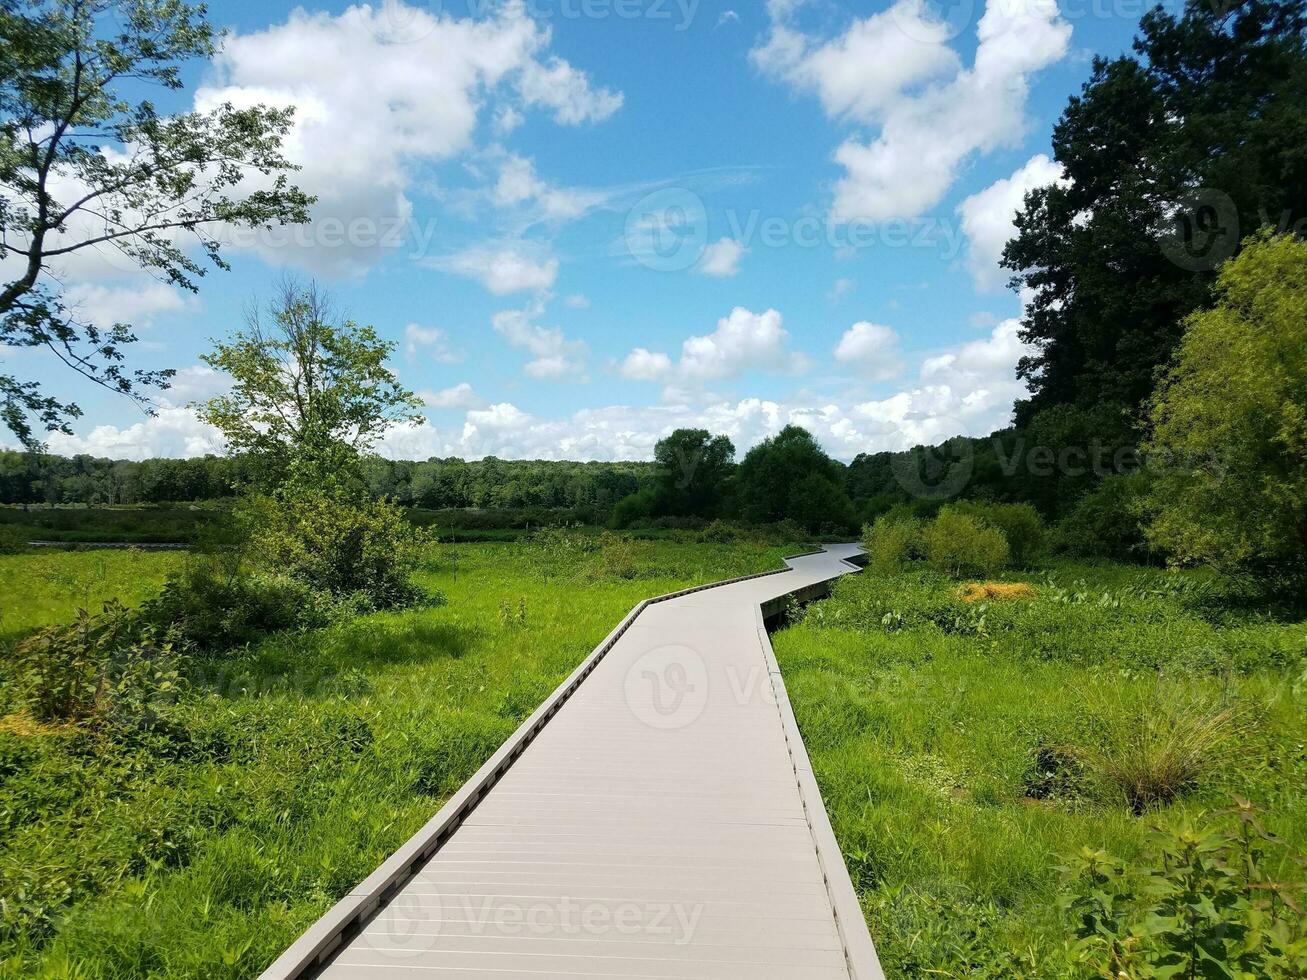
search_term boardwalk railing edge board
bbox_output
[259,546,882,980]
[754,600,885,980]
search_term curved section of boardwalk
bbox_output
[266,545,883,980]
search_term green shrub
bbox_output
[1143,234,1307,591]
[856,493,903,526]
[139,557,347,653]
[768,519,807,546]
[1054,473,1151,561]
[1062,804,1307,977]
[863,516,922,574]
[953,501,1047,567]
[242,491,432,609]
[922,506,1009,578]
[10,601,184,725]
[787,473,859,536]
[0,524,29,554]
[586,532,642,580]
[609,489,656,529]
[698,519,738,543]
[522,524,598,577]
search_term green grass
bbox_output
[0,536,802,979]
[772,560,1307,977]
[0,550,185,642]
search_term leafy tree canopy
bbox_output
[1143,233,1307,588]
[1005,0,1307,426]
[737,425,850,526]
[0,0,312,447]
[195,280,421,491]
[651,428,734,518]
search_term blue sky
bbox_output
[15,0,1156,461]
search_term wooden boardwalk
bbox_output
[263,545,883,980]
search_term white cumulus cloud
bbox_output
[491,302,588,380]
[515,56,624,125]
[43,406,224,460]
[618,348,675,381]
[752,2,960,123]
[831,1,1070,223]
[421,382,486,410]
[490,153,601,221]
[755,0,1070,224]
[697,238,747,278]
[404,324,461,363]
[957,153,1065,290]
[196,1,621,276]
[619,307,805,392]
[62,281,196,329]
[833,321,904,379]
[30,317,1033,463]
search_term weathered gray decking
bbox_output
[262,544,883,980]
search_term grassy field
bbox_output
[0,550,187,643]
[0,536,801,979]
[773,562,1307,977]
[0,505,707,545]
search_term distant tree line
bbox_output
[0,450,658,512]
[0,425,863,535]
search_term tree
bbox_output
[196,282,429,606]
[651,428,734,517]
[195,280,422,488]
[737,425,853,528]
[787,472,858,536]
[0,0,312,446]
[1143,234,1307,588]
[1004,0,1307,428]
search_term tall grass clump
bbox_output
[1064,684,1252,814]
[0,525,29,554]
[923,506,1010,578]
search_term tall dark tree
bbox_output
[1004,0,1307,427]
[737,425,853,531]
[0,0,312,446]
[651,428,735,518]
